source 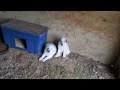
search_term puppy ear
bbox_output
[46,48,50,53]
[59,41,63,46]
[65,39,67,43]
[59,37,62,41]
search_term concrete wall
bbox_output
[0,11,120,65]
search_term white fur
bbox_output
[55,37,70,58]
[39,43,57,62]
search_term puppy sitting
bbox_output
[55,37,70,58]
[39,43,57,62]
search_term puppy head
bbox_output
[45,43,52,53]
[46,47,50,53]
[46,46,54,53]
[60,37,67,44]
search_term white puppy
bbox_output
[55,37,70,58]
[39,43,57,62]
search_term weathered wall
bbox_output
[0,11,120,65]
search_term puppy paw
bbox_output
[39,58,42,61]
[63,55,67,58]
[54,54,60,57]
[41,60,46,62]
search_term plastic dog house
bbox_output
[1,19,48,54]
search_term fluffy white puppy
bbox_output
[55,37,70,58]
[39,43,57,62]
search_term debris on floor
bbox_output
[0,43,9,55]
[0,48,115,79]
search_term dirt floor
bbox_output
[0,48,115,79]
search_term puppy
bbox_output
[39,43,57,62]
[55,37,70,58]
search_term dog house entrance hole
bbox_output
[15,38,27,49]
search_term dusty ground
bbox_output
[0,48,115,79]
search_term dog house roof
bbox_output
[2,19,48,35]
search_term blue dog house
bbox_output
[1,19,48,54]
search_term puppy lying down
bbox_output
[39,43,57,62]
